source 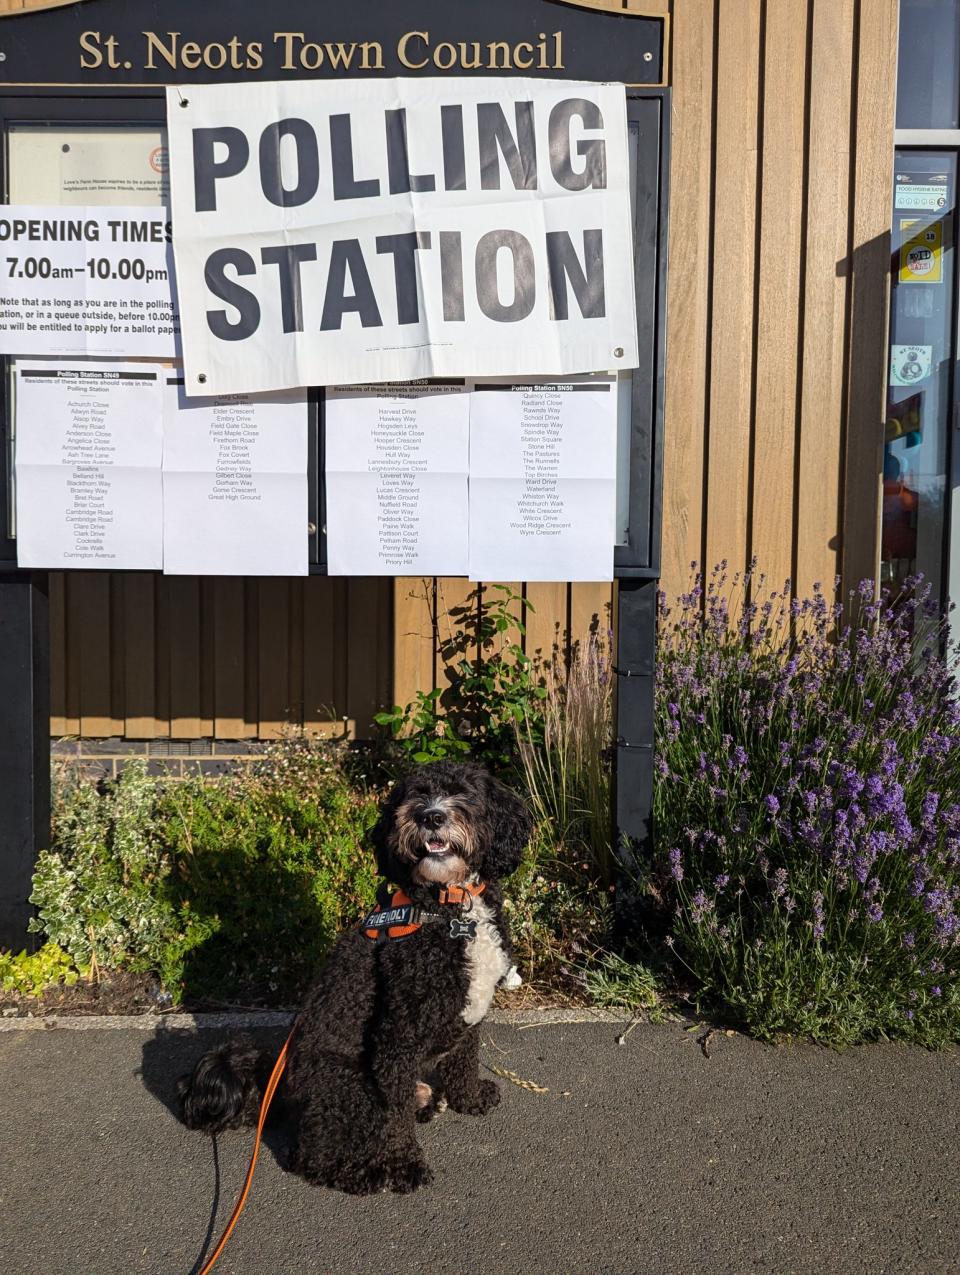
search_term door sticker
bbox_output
[899,219,943,284]
[889,344,932,387]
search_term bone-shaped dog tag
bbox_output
[449,918,477,940]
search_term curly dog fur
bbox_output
[177,760,531,1194]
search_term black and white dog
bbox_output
[178,760,531,1194]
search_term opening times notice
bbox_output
[0,205,178,358]
[325,381,469,576]
[15,363,163,568]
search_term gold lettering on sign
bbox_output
[79,31,122,69]
[142,31,264,71]
[397,30,429,70]
[76,27,565,74]
[395,30,564,71]
[274,32,385,71]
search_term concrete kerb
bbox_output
[0,1006,629,1032]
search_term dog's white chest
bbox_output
[461,896,510,1026]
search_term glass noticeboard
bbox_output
[0,90,668,579]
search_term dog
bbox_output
[177,759,531,1194]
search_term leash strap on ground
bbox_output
[196,1026,295,1275]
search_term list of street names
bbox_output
[325,382,469,576]
[15,364,162,569]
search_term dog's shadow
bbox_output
[139,1028,295,1274]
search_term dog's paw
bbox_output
[386,1154,434,1194]
[449,1079,500,1117]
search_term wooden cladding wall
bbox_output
[661,0,898,604]
[10,0,899,737]
[48,573,392,739]
[392,580,615,718]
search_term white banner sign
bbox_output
[166,77,638,395]
[0,206,178,357]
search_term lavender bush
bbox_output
[651,564,960,1046]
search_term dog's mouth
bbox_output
[423,834,452,857]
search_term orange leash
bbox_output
[196,1026,295,1275]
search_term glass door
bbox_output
[883,152,956,597]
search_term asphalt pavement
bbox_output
[0,1011,957,1275]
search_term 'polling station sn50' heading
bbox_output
[166,77,638,394]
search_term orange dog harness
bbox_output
[362,882,486,941]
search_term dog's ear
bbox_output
[367,777,407,882]
[478,772,532,880]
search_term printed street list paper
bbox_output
[325,382,469,576]
[162,379,308,576]
[14,362,163,569]
[468,378,617,582]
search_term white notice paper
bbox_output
[166,78,638,395]
[15,362,163,569]
[162,379,308,576]
[0,204,178,357]
[325,382,469,576]
[468,378,617,582]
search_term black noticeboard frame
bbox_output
[0,1,669,951]
[0,86,669,579]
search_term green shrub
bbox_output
[18,735,614,1006]
[29,743,382,1005]
[376,584,547,772]
[0,942,82,997]
[159,739,380,1003]
[31,762,214,992]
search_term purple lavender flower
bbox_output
[812,891,826,940]
[668,847,683,882]
[689,889,712,924]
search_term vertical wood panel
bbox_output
[122,574,156,739]
[752,0,809,591]
[570,583,613,652]
[705,0,761,580]
[168,576,205,738]
[199,578,217,734]
[842,0,899,597]
[524,582,568,669]
[345,578,391,731]
[304,576,348,723]
[661,0,714,599]
[257,578,293,737]
[392,577,435,710]
[213,578,254,738]
[77,574,121,736]
[796,0,855,599]
[434,576,477,707]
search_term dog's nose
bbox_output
[422,809,445,831]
